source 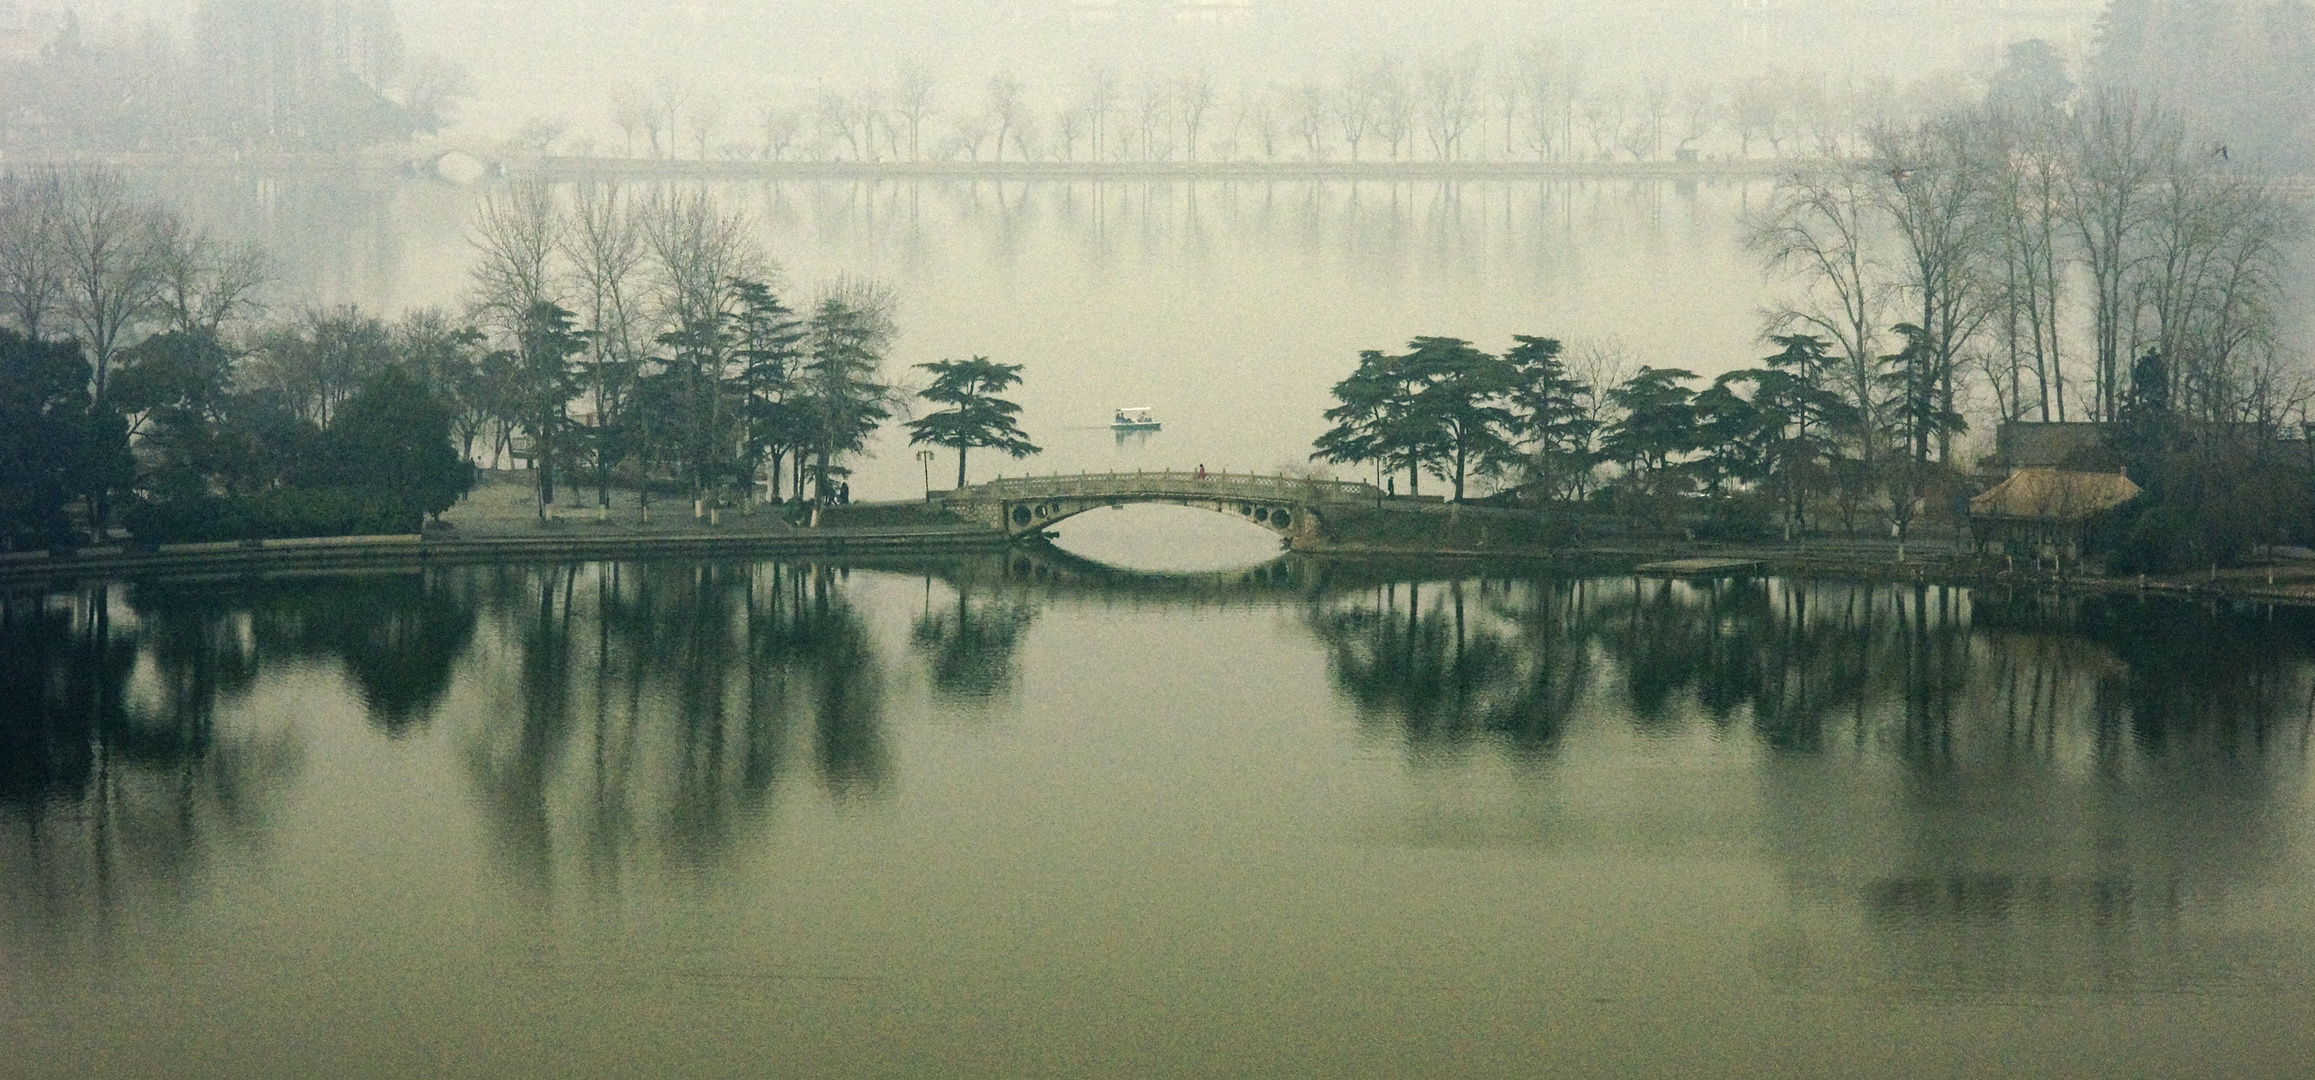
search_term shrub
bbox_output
[1692,493,1777,542]
[125,487,415,545]
[246,487,415,538]
[122,494,253,544]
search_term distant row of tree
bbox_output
[565,11,2314,173]
[583,45,2003,169]
[0,0,468,154]
[0,165,481,546]
[0,315,470,550]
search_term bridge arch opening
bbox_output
[1043,503,1284,573]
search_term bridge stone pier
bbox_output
[938,470,1383,545]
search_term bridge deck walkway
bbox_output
[958,470,1381,503]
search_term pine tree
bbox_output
[905,356,1039,489]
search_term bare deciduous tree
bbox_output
[1870,113,1991,462]
[1746,162,1891,467]
[564,182,648,515]
[1677,82,1716,159]
[1640,76,1673,161]
[1978,104,2071,421]
[1137,77,1173,161]
[893,63,937,162]
[611,87,650,157]
[1293,82,1330,162]
[988,74,1026,164]
[1177,69,1217,162]
[53,169,166,401]
[1420,51,1480,160]
[1241,84,1282,161]
[0,169,66,338]
[1564,337,1638,501]
[1082,66,1119,162]
[759,104,803,161]
[1513,42,1567,161]
[1332,61,1376,162]
[2065,89,2172,420]
[1371,58,1413,160]
[686,95,726,161]
[469,178,564,331]
[149,216,269,336]
[646,77,686,160]
[640,186,763,517]
[2131,163,2298,422]
[1580,88,1624,162]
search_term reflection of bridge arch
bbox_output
[975,543,1313,602]
[939,470,1382,542]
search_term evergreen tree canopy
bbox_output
[905,356,1039,488]
[1502,334,1598,499]
[1601,366,1700,475]
[1312,336,1531,501]
[324,365,474,526]
[509,300,587,514]
[730,279,808,501]
[0,329,120,549]
[798,287,897,505]
[1311,347,1437,493]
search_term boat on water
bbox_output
[1111,407,1161,431]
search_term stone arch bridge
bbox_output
[939,470,1382,543]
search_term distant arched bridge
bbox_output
[938,470,1383,542]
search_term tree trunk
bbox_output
[537,427,556,520]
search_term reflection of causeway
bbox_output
[923,544,1505,605]
[948,543,1314,603]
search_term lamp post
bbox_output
[917,449,937,500]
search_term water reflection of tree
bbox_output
[1306,571,2315,993]
[130,573,479,734]
[1306,573,2315,768]
[742,176,1706,301]
[1575,577,1978,757]
[2060,593,2315,756]
[1306,578,1589,758]
[0,585,295,949]
[460,560,892,897]
[911,573,1038,704]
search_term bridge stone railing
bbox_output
[961,469,1381,504]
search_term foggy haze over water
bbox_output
[49,1,2104,142]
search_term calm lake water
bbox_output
[8,556,2315,1078]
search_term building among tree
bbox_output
[1968,466,2140,566]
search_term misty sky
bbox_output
[52,0,2106,141]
